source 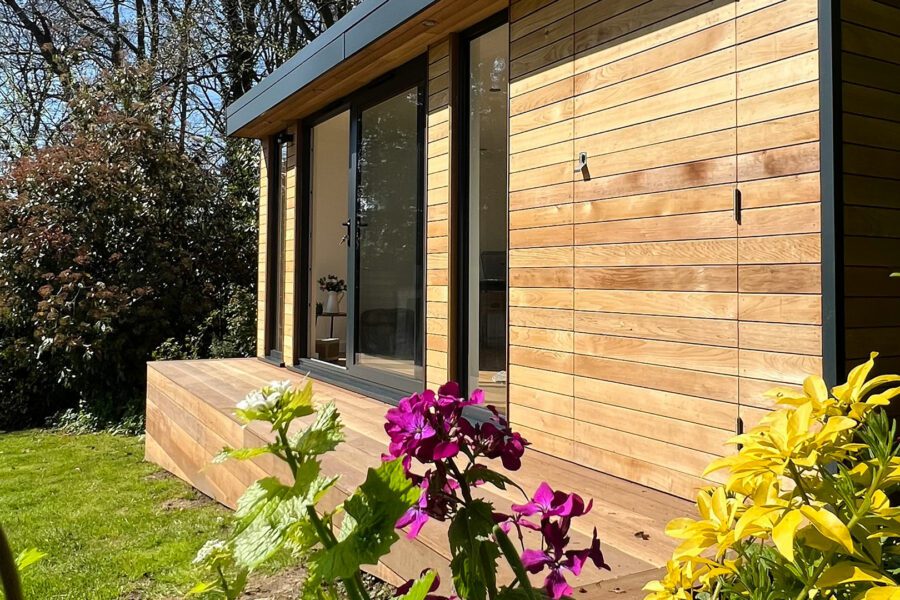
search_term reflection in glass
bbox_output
[309,111,350,367]
[355,87,423,379]
[270,136,289,356]
[467,24,509,413]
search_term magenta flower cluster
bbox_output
[503,482,609,599]
[385,381,527,538]
[385,382,609,600]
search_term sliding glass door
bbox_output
[353,86,425,383]
[300,61,425,394]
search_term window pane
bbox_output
[355,87,423,379]
[467,24,509,412]
[309,111,351,367]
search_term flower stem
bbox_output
[493,525,538,600]
[306,505,371,600]
[278,428,300,477]
[787,462,811,504]
[0,525,23,600]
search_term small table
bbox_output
[317,311,347,338]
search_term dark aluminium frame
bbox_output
[454,9,510,405]
[264,131,293,365]
[290,55,428,402]
[819,0,844,387]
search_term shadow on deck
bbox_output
[145,358,688,598]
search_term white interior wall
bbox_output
[310,112,351,351]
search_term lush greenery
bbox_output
[194,380,609,600]
[0,69,257,429]
[0,430,231,599]
[645,353,900,600]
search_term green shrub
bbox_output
[0,68,256,428]
[153,284,256,361]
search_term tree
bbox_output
[0,67,253,427]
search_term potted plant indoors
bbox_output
[318,275,347,314]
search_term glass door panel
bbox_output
[353,86,424,382]
[465,23,509,413]
[308,111,351,367]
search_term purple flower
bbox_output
[458,407,529,472]
[520,523,608,600]
[396,479,431,539]
[512,483,592,518]
[493,510,540,535]
[385,393,437,459]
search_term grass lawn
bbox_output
[0,430,232,599]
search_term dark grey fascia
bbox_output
[226,0,438,136]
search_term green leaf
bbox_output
[497,587,545,600]
[816,561,895,588]
[396,570,437,600]
[291,402,344,458]
[274,381,316,429]
[309,458,419,582]
[448,499,500,600]
[187,581,219,596]
[232,461,338,569]
[465,465,513,491]
[214,445,273,464]
[14,547,45,572]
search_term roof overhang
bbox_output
[226,0,507,138]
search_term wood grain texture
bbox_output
[507,0,824,498]
[425,41,455,389]
[257,146,269,357]
[145,358,689,579]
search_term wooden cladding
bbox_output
[257,145,269,358]
[256,125,298,363]
[425,40,454,389]
[507,0,822,499]
[840,0,900,376]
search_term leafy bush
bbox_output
[0,68,256,428]
[153,284,256,361]
[193,381,610,600]
[645,353,900,600]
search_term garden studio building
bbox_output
[146,0,900,581]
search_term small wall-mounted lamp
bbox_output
[576,151,590,181]
[275,131,294,145]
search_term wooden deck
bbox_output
[146,358,688,597]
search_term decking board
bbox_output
[146,358,691,591]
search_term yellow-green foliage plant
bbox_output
[644,353,900,600]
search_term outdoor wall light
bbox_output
[576,151,588,171]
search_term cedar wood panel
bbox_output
[253,0,831,500]
[840,0,900,376]
[505,0,822,499]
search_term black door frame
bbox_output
[293,55,427,398]
[264,130,293,364]
[455,10,510,406]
